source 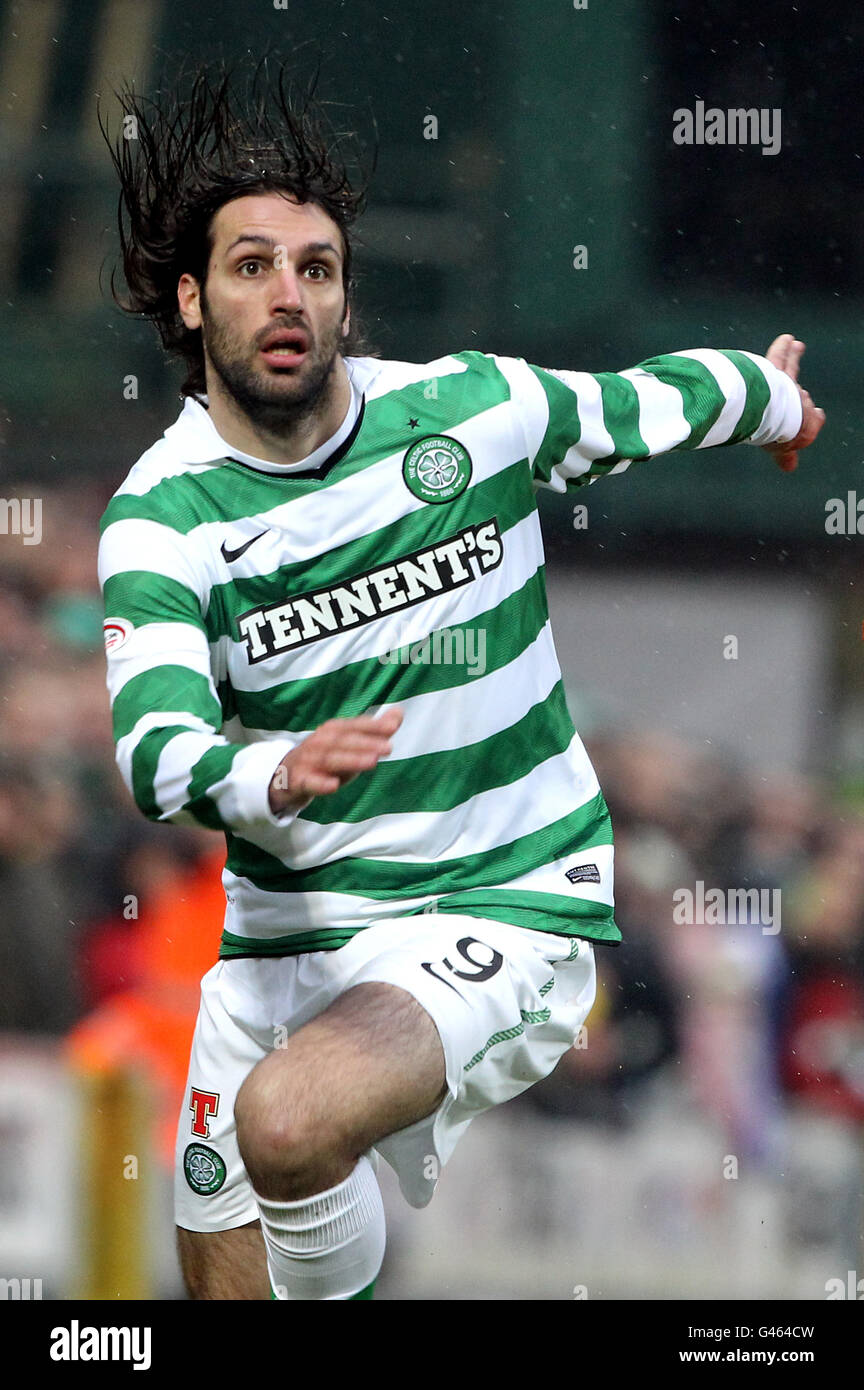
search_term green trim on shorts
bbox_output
[462,935,584,1072]
[463,1005,553,1073]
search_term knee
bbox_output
[235,1059,347,1194]
[235,1065,310,1180]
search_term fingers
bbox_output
[312,710,403,767]
[765,333,794,372]
[786,337,804,382]
[332,708,404,738]
[318,743,390,775]
[273,707,405,810]
[298,772,343,796]
[765,333,805,380]
[798,388,827,445]
[762,335,825,473]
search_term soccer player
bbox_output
[98,65,824,1300]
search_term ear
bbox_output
[178,273,202,331]
[341,297,351,339]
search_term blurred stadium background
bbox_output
[1,0,863,1300]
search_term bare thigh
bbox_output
[235,980,448,1198]
[179,980,448,1294]
[177,1220,269,1300]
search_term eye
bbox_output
[304,263,330,281]
[238,260,264,277]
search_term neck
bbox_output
[204,356,352,466]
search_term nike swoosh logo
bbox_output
[220,531,268,564]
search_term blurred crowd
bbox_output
[2,484,864,1166]
[0,483,211,1033]
[525,729,864,1158]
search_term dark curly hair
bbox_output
[99,57,377,396]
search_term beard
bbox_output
[200,289,347,437]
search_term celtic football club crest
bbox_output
[183,1143,227,1195]
[402,435,472,504]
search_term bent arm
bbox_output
[99,513,297,832]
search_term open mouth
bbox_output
[260,328,310,366]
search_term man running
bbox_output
[98,63,824,1300]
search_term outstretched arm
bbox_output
[496,334,824,492]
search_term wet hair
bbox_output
[99,57,376,396]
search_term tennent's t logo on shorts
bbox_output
[189,1087,219,1138]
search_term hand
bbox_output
[761,333,826,472]
[268,707,404,815]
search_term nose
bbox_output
[267,261,304,316]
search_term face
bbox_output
[177,193,351,429]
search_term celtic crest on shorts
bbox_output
[183,1142,227,1195]
[402,435,473,504]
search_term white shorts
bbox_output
[174,913,596,1232]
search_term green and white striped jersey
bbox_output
[98,347,802,959]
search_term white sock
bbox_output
[256,1154,385,1301]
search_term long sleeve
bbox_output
[98,507,298,832]
[494,348,804,494]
